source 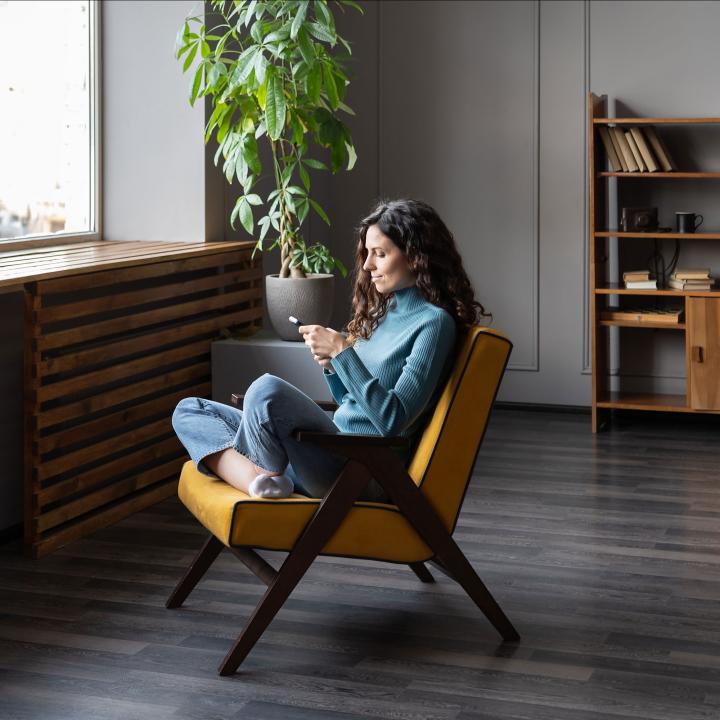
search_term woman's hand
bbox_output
[298,325,351,367]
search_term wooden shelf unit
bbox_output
[588,93,720,431]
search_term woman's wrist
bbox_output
[330,337,350,359]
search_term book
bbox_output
[612,127,639,172]
[623,270,652,282]
[600,307,684,324]
[625,130,647,172]
[672,268,711,280]
[598,126,623,172]
[644,126,677,172]
[668,278,713,290]
[625,280,657,289]
[609,127,629,172]
[630,127,659,172]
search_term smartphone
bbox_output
[288,315,304,327]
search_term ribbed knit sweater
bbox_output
[323,285,457,439]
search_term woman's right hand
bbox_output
[314,355,333,371]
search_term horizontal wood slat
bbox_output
[37,338,211,403]
[37,382,210,455]
[22,247,263,558]
[31,479,178,557]
[35,287,262,350]
[35,266,263,324]
[35,457,186,533]
[2,240,254,289]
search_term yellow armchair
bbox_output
[166,326,519,675]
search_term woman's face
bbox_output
[362,224,416,294]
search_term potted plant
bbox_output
[176,0,361,340]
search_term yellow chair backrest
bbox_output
[406,326,512,533]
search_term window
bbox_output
[0,0,100,244]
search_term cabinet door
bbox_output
[688,297,720,410]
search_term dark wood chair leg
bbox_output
[229,547,278,586]
[368,453,520,642]
[166,534,224,609]
[409,562,435,583]
[217,460,372,676]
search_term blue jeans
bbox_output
[171,373,388,502]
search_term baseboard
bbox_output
[495,401,591,414]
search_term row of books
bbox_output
[622,268,714,290]
[597,125,677,173]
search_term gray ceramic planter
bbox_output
[265,273,335,341]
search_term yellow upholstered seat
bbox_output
[178,464,433,562]
[168,326,518,675]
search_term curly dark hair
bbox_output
[345,199,491,341]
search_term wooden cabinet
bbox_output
[688,297,720,409]
[589,92,720,430]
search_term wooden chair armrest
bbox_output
[293,429,410,451]
[231,393,338,411]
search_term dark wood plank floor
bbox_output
[1,408,719,720]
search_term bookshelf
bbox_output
[588,93,720,431]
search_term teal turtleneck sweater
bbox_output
[323,285,457,439]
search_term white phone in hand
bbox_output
[288,316,304,327]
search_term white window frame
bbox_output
[0,0,102,252]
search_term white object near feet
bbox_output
[249,473,294,498]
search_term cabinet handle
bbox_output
[692,346,704,363]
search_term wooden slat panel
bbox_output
[36,288,261,350]
[22,249,263,558]
[36,266,262,324]
[37,361,210,429]
[35,457,186,533]
[37,338,211,403]
[37,417,173,482]
[39,310,256,376]
[36,248,250,294]
[37,381,210,454]
[36,436,181,505]
[32,479,178,558]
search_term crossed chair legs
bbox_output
[166,443,520,676]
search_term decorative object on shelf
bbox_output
[676,212,704,233]
[176,0,363,339]
[589,92,720,432]
[620,206,659,232]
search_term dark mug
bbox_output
[676,212,704,233]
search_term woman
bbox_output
[172,199,489,501]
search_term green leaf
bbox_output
[303,157,327,170]
[286,185,305,195]
[290,0,308,39]
[189,62,204,106]
[345,141,357,171]
[299,163,310,190]
[246,0,258,26]
[297,197,310,224]
[242,135,261,175]
[233,46,258,86]
[200,39,211,58]
[306,63,321,104]
[308,21,335,44]
[265,71,286,140]
[254,50,266,84]
[297,26,315,64]
[182,41,198,72]
[256,81,267,110]
[240,198,254,234]
[339,0,364,12]
[309,198,330,225]
[335,257,348,278]
[250,17,263,42]
[314,1,334,31]
[245,193,262,206]
[322,62,339,109]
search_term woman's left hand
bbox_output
[299,325,351,362]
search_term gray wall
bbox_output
[253,0,720,406]
[103,0,210,242]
